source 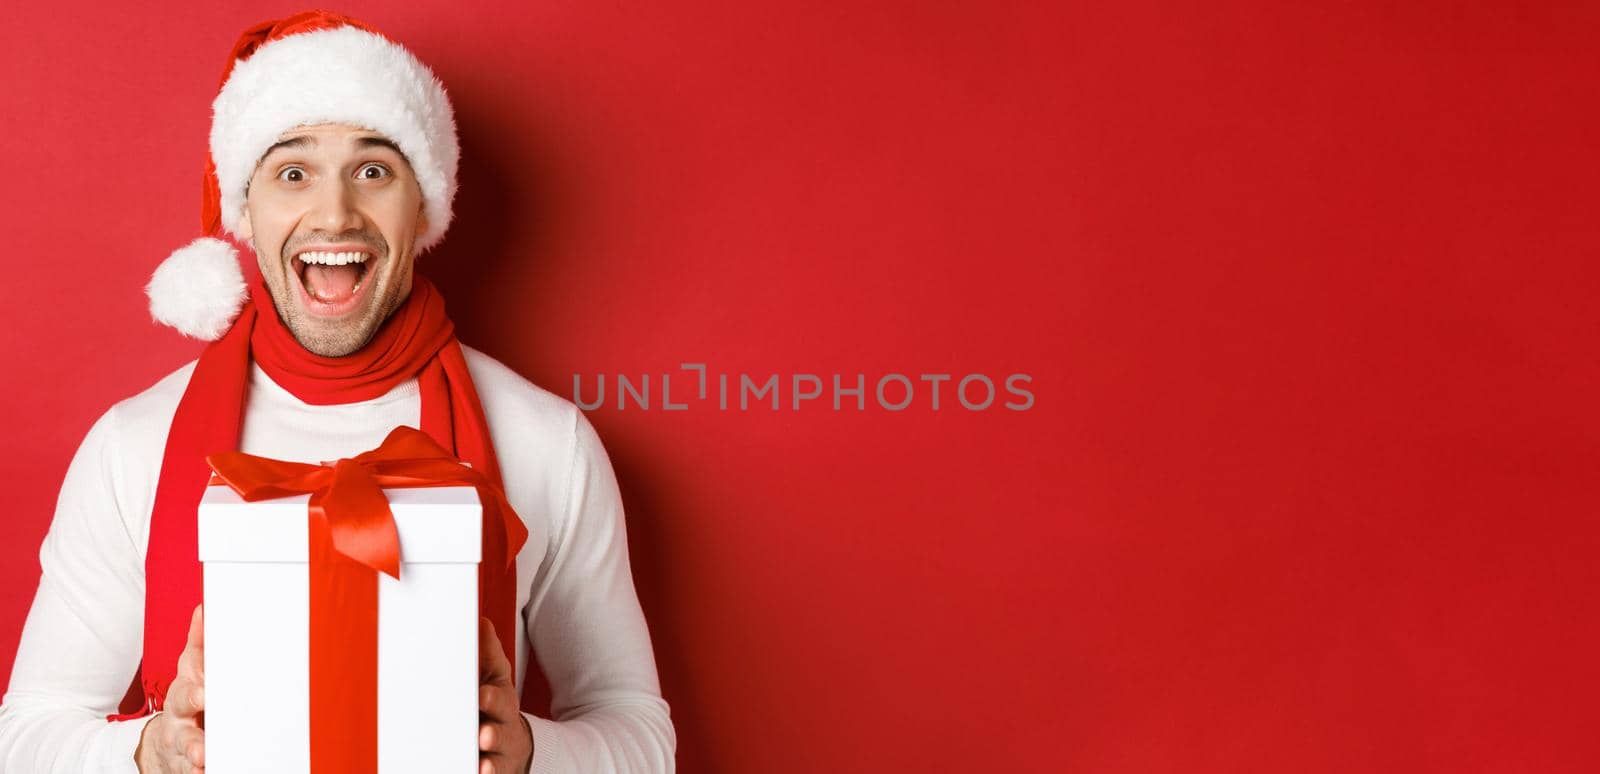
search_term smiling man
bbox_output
[0,10,674,774]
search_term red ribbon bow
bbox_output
[206,424,527,578]
[205,425,527,774]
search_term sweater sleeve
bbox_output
[0,405,151,773]
[521,409,676,774]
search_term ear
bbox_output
[414,202,428,239]
[238,207,254,242]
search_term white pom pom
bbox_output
[145,237,248,341]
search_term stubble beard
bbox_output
[276,288,388,357]
[255,234,399,358]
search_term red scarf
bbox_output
[110,273,525,719]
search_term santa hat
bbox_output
[146,10,460,341]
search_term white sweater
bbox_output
[0,345,675,773]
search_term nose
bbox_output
[306,174,365,233]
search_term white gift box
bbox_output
[198,482,482,773]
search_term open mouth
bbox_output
[290,247,377,317]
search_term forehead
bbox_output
[257,123,408,166]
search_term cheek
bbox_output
[379,188,422,219]
[249,210,298,256]
[248,195,289,239]
[372,196,424,249]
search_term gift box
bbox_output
[198,480,483,773]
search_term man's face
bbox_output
[238,122,428,357]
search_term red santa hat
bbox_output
[146,10,459,341]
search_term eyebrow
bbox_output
[356,135,408,161]
[257,135,313,166]
[256,134,410,167]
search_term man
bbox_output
[0,11,674,773]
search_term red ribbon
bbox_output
[205,425,528,774]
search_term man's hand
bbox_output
[130,607,530,773]
[479,616,534,774]
[136,604,206,773]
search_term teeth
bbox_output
[297,250,370,265]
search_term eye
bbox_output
[357,163,391,180]
[277,166,307,183]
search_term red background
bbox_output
[3,2,1596,771]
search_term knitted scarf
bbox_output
[110,272,524,719]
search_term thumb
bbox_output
[188,604,204,649]
[479,616,513,686]
[186,604,205,681]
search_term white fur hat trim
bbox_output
[146,237,248,341]
[210,25,459,253]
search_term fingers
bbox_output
[479,754,510,774]
[140,606,207,773]
[478,616,513,687]
[480,679,520,724]
[142,713,205,774]
[478,711,534,774]
[478,616,532,774]
[476,719,513,774]
[478,681,528,751]
[172,722,205,770]
[164,679,202,719]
